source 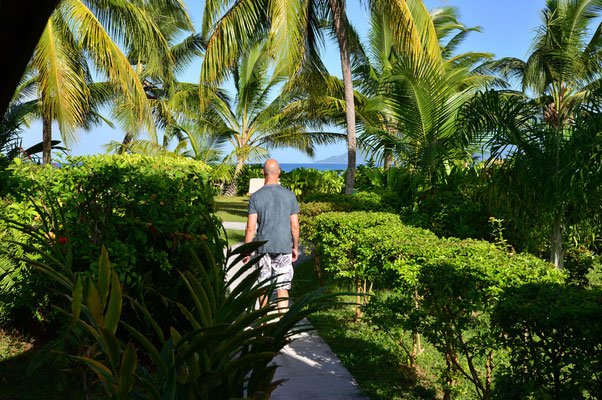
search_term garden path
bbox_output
[223,222,368,400]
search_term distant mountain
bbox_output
[315,152,367,164]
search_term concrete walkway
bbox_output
[270,322,368,400]
[222,221,247,230]
[222,221,369,400]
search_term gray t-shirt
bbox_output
[248,184,300,254]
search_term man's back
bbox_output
[248,184,299,253]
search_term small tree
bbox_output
[461,88,602,268]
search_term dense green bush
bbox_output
[234,164,264,194]
[306,208,564,399]
[8,203,336,399]
[311,212,401,282]
[303,190,397,211]
[0,197,48,329]
[233,165,345,199]
[407,240,562,399]
[0,154,219,330]
[493,283,602,399]
[279,168,344,200]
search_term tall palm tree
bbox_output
[352,7,497,177]
[204,39,341,196]
[471,0,602,268]
[23,0,173,164]
[200,0,441,194]
[488,0,602,127]
[116,0,205,148]
[106,81,230,164]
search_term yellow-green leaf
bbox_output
[85,278,104,327]
[104,270,122,334]
[98,245,111,307]
[118,342,137,396]
[70,273,83,330]
[99,328,121,371]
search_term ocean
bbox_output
[253,163,350,172]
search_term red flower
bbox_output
[58,237,68,244]
[150,227,157,233]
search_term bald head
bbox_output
[263,159,280,176]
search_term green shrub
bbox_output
[564,247,602,287]
[279,168,344,200]
[1,154,219,330]
[408,240,562,399]
[8,204,338,399]
[0,195,53,329]
[303,190,396,211]
[309,209,564,399]
[493,283,602,399]
[312,211,401,281]
[234,164,263,195]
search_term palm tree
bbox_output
[200,0,441,194]
[203,39,341,196]
[468,0,602,268]
[352,7,497,178]
[116,0,205,148]
[487,0,602,128]
[23,0,172,164]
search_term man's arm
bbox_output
[243,213,258,263]
[290,213,299,262]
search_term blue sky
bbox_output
[20,0,546,162]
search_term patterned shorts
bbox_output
[257,253,294,290]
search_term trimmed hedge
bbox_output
[0,154,219,329]
[305,208,565,399]
[493,283,602,399]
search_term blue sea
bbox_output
[254,163,350,172]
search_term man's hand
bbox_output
[292,248,298,262]
[243,213,257,265]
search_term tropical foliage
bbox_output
[17,0,178,163]
[0,155,216,331]
[200,39,342,196]
[4,196,337,399]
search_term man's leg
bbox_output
[273,254,294,315]
[256,254,271,310]
[276,289,289,314]
[258,292,270,309]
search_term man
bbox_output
[243,159,300,314]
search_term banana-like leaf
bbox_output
[85,277,104,328]
[99,327,121,372]
[104,270,122,334]
[97,245,111,307]
[70,273,83,330]
[121,321,168,376]
[71,356,117,394]
[126,296,166,345]
[118,342,137,397]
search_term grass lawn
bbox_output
[215,196,248,223]
[0,330,104,399]
[215,196,248,246]
[291,259,460,400]
[223,229,245,246]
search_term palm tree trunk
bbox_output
[224,157,246,197]
[42,112,52,164]
[550,214,564,269]
[385,153,393,169]
[330,0,356,195]
[119,132,133,154]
